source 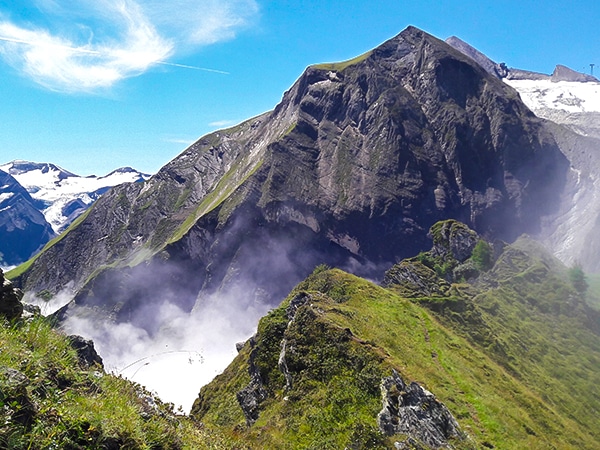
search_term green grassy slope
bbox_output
[0,316,232,449]
[192,227,600,449]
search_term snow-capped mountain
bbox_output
[446,36,600,139]
[0,161,150,233]
[506,77,600,114]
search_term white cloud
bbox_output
[62,290,265,412]
[145,0,259,46]
[0,0,258,92]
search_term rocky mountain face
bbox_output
[13,26,569,324]
[447,36,600,271]
[0,169,55,267]
[191,220,600,448]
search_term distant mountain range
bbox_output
[0,161,149,267]
[446,35,600,139]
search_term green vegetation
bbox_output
[471,239,493,271]
[312,50,373,71]
[568,263,588,294]
[168,156,263,244]
[585,272,600,310]
[0,316,230,449]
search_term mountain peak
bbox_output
[551,64,598,83]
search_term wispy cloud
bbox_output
[0,0,258,92]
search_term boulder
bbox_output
[378,370,462,448]
[67,335,104,369]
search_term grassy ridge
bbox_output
[193,235,600,449]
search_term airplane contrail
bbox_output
[0,35,229,74]
[155,61,229,74]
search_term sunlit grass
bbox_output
[0,316,228,449]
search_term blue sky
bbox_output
[0,0,598,175]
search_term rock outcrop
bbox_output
[236,337,268,426]
[0,366,36,427]
[428,220,479,263]
[0,268,24,320]
[378,370,462,449]
[66,335,104,369]
[551,64,598,83]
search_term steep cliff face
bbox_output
[13,27,568,335]
[447,36,600,270]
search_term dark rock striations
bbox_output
[236,337,268,426]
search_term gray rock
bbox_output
[429,221,479,263]
[0,269,24,320]
[378,370,462,448]
[551,65,598,83]
[236,337,268,426]
[382,260,449,296]
[0,366,36,426]
[67,335,104,369]
[278,293,312,391]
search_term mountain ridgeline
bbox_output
[0,161,149,267]
[12,26,569,327]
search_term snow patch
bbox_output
[0,192,14,203]
[505,79,600,113]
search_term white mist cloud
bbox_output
[144,0,259,47]
[23,285,75,316]
[62,287,268,413]
[0,0,258,92]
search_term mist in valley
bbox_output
[44,222,372,412]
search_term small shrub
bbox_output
[471,240,493,271]
[568,264,588,294]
